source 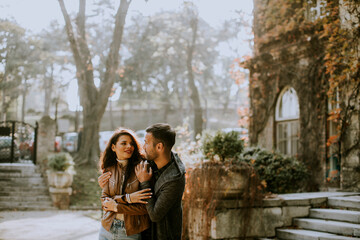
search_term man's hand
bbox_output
[98,172,111,189]
[129,188,152,204]
[135,161,153,183]
[103,197,118,212]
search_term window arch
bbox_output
[275,87,300,156]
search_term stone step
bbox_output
[0,201,54,207]
[0,201,56,211]
[310,208,360,223]
[0,176,46,185]
[328,196,360,210]
[294,218,360,237]
[0,185,48,192]
[0,163,37,171]
[0,172,42,178]
[0,189,49,196]
[277,229,360,240]
[0,168,21,173]
[0,195,51,202]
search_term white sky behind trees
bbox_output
[0,0,253,111]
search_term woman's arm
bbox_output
[103,197,149,215]
[113,188,152,204]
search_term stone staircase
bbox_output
[276,195,360,240]
[0,163,55,210]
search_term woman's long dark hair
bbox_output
[99,128,144,191]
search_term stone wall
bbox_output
[341,87,360,191]
[248,40,328,190]
[36,116,56,175]
[187,192,356,239]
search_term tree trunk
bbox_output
[109,100,115,130]
[186,17,203,139]
[58,0,131,165]
[77,106,101,165]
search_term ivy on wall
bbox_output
[240,0,359,190]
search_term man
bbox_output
[98,123,186,240]
[135,123,186,240]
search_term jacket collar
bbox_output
[154,152,185,191]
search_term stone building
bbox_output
[248,0,359,191]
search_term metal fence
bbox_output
[0,121,38,164]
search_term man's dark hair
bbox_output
[146,123,176,152]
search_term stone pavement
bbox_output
[0,210,102,240]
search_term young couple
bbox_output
[98,123,186,240]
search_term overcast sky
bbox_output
[0,0,253,111]
[0,0,253,32]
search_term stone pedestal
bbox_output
[49,187,72,210]
[37,116,56,175]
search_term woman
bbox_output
[99,128,152,240]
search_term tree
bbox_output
[58,0,132,165]
[37,21,71,117]
[0,20,26,121]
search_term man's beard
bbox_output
[145,151,157,161]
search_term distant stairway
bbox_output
[276,195,360,240]
[0,163,55,210]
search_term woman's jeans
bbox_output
[99,219,141,240]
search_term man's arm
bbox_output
[136,160,187,222]
[140,178,185,222]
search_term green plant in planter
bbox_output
[48,152,75,174]
[236,147,309,193]
[201,130,244,162]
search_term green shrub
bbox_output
[48,152,75,173]
[236,147,309,193]
[202,130,244,162]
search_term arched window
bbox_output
[275,87,300,156]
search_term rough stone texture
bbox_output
[210,207,283,239]
[257,114,274,150]
[186,192,360,239]
[37,116,56,176]
[340,85,360,192]
[187,208,209,240]
[49,187,72,210]
[282,206,310,225]
[250,0,360,193]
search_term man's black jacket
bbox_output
[140,152,186,240]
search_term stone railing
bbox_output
[187,192,356,239]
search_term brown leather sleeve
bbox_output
[116,202,148,215]
[113,195,127,204]
[100,182,111,210]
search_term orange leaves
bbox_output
[237,106,250,128]
[261,180,267,188]
[327,135,339,147]
[230,56,250,85]
[328,108,341,122]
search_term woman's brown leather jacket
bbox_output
[101,163,150,236]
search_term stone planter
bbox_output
[49,187,72,210]
[185,162,250,239]
[190,162,248,200]
[47,170,73,188]
[215,169,247,199]
[46,170,73,209]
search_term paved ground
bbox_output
[0,210,102,240]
